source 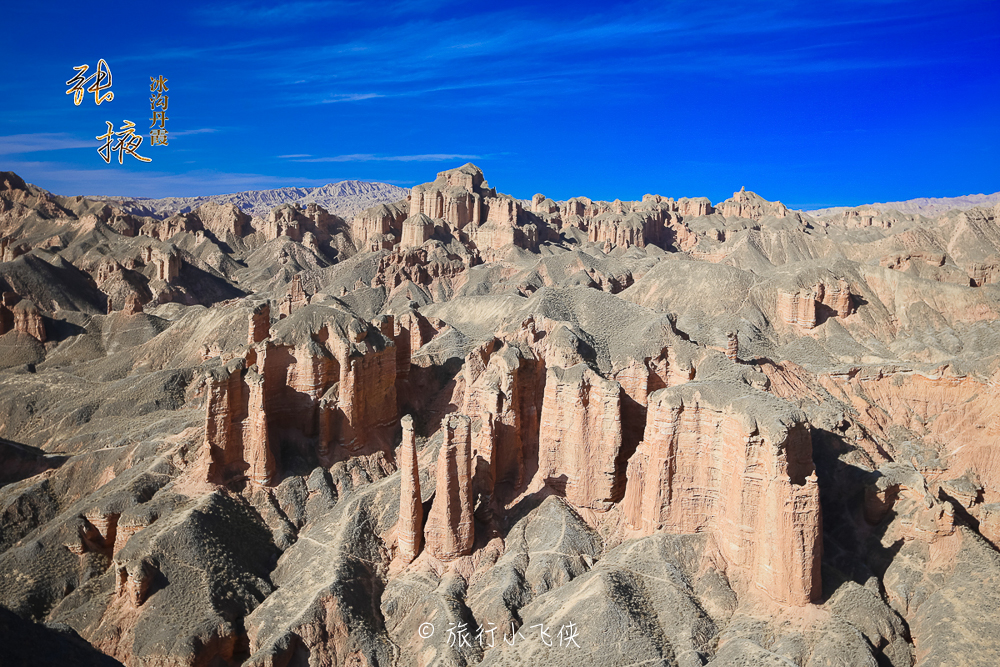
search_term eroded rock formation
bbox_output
[396,415,423,563]
[424,413,474,561]
[5,165,1000,666]
[537,364,624,509]
[623,383,822,605]
[0,293,45,341]
[717,186,790,219]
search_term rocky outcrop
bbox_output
[371,242,474,293]
[278,274,308,317]
[474,195,536,252]
[139,211,201,240]
[396,415,423,564]
[462,340,546,496]
[391,308,441,379]
[0,294,45,342]
[195,201,252,240]
[244,367,276,485]
[261,204,306,242]
[261,202,345,243]
[968,255,1000,286]
[351,201,406,251]
[248,302,270,345]
[588,211,654,248]
[531,193,559,215]
[399,213,435,248]
[409,163,486,229]
[622,383,822,605]
[778,288,819,328]
[114,558,156,607]
[329,335,398,453]
[677,196,713,217]
[203,305,400,485]
[424,413,474,561]
[83,510,120,555]
[864,463,956,541]
[148,244,181,283]
[717,186,789,219]
[204,359,261,485]
[725,331,739,361]
[537,364,624,510]
[112,512,154,559]
[777,278,852,329]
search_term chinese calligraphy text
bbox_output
[97,121,151,164]
[149,76,169,146]
[66,59,114,106]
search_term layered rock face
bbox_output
[537,364,624,509]
[350,201,406,251]
[399,213,436,248]
[423,413,475,561]
[196,201,252,240]
[777,278,853,329]
[409,163,486,229]
[203,302,399,487]
[461,338,546,495]
[588,211,654,248]
[623,384,822,605]
[204,358,274,485]
[150,245,181,283]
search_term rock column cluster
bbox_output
[622,385,822,605]
[778,279,853,329]
[203,304,400,486]
[423,414,475,561]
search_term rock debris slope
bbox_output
[1,164,1000,666]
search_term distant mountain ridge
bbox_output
[805,191,1000,218]
[87,180,410,221]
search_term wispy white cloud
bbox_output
[290,153,481,163]
[191,0,456,25]
[2,159,345,198]
[277,153,311,158]
[321,93,383,103]
[193,1,363,25]
[216,0,962,111]
[0,133,94,155]
[169,128,219,137]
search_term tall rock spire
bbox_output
[397,415,423,563]
[424,413,474,561]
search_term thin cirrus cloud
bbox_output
[267,2,964,94]
[286,153,481,163]
[0,133,95,155]
[191,0,455,25]
[0,130,217,156]
[169,128,219,137]
[2,159,343,198]
[192,1,362,25]
[321,93,384,103]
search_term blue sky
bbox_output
[1,1,997,208]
